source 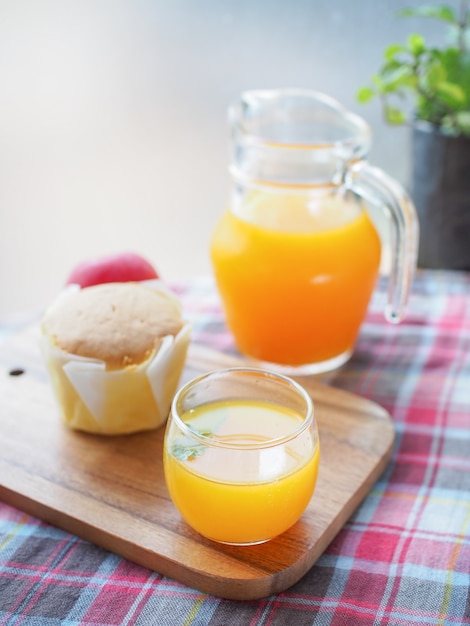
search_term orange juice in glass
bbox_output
[210,89,418,374]
[163,368,319,545]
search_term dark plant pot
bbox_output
[411,121,470,270]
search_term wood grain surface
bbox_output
[0,325,395,600]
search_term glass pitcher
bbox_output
[210,89,418,375]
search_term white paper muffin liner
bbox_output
[41,282,191,435]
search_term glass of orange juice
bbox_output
[163,368,320,545]
[210,89,418,375]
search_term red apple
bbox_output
[66,252,159,288]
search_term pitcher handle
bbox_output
[346,162,419,323]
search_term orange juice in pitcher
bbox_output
[211,89,418,374]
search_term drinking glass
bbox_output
[163,367,320,545]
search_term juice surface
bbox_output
[210,191,381,366]
[164,399,319,544]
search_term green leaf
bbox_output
[372,74,385,91]
[380,64,414,92]
[415,97,446,125]
[408,33,426,56]
[435,81,466,106]
[385,44,408,61]
[384,105,407,124]
[421,60,447,91]
[454,111,470,134]
[441,111,470,136]
[399,5,457,24]
[171,439,205,461]
[171,427,213,462]
[357,87,375,103]
[439,49,470,104]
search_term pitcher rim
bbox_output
[230,87,371,150]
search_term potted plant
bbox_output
[357,1,470,270]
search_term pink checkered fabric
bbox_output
[1,269,469,625]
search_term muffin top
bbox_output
[42,282,183,369]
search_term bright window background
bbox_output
[0,0,442,316]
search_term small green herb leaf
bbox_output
[171,428,213,462]
[171,441,204,462]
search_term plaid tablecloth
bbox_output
[1,269,469,625]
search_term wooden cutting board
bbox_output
[0,325,394,600]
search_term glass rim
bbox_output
[170,367,315,451]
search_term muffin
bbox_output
[41,281,191,435]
